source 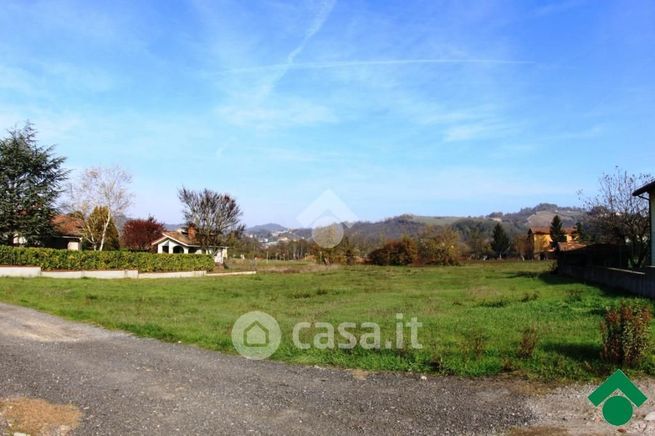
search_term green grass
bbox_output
[1,261,653,381]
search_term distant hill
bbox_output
[164,223,184,231]
[246,203,586,246]
[345,215,432,241]
[246,223,287,234]
[405,215,463,226]
[487,203,585,229]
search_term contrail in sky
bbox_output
[260,0,337,95]
[219,58,535,75]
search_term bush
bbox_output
[601,301,652,367]
[368,237,418,266]
[368,228,461,266]
[416,226,461,266]
[0,245,215,272]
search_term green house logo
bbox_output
[588,370,648,426]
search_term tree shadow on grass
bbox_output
[541,342,600,362]
[506,270,642,300]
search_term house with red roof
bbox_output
[48,214,84,250]
[527,226,578,260]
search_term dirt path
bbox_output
[0,303,653,435]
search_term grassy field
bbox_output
[1,261,653,381]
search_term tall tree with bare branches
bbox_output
[65,166,133,251]
[177,187,244,252]
[580,167,652,268]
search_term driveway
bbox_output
[1,302,652,435]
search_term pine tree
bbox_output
[0,123,68,246]
[549,215,566,247]
[491,223,511,259]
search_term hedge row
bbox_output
[0,245,216,272]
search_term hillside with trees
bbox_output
[241,203,587,261]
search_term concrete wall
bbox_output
[139,271,206,279]
[206,271,257,277]
[558,264,655,299]
[0,267,206,280]
[83,270,139,279]
[41,271,84,279]
[41,270,140,279]
[0,267,41,278]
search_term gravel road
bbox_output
[2,302,651,435]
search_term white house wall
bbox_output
[155,238,227,264]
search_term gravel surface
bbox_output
[523,380,655,435]
[4,302,651,435]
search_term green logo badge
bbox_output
[588,369,647,426]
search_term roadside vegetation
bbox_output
[0,261,653,381]
[0,245,215,272]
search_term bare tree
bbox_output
[580,167,652,268]
[178,187,244,251]
[65,166,133,251]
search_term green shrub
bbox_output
[0,245,215,272]
[600,301,652,367]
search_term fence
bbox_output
[557,244,655,298]
[557,263,655,299]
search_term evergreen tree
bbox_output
[549,215,566,247]
[0,124,68,246]
[490,223,511,259]
[574,222,585,242]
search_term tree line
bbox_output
[0,123,243,253]
[236,167,652,268]
[2,124,651,267]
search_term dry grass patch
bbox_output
[349,369,369,380]
[509,426,569,436]
[0,397,81,436]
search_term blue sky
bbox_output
[1,0,654,226]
